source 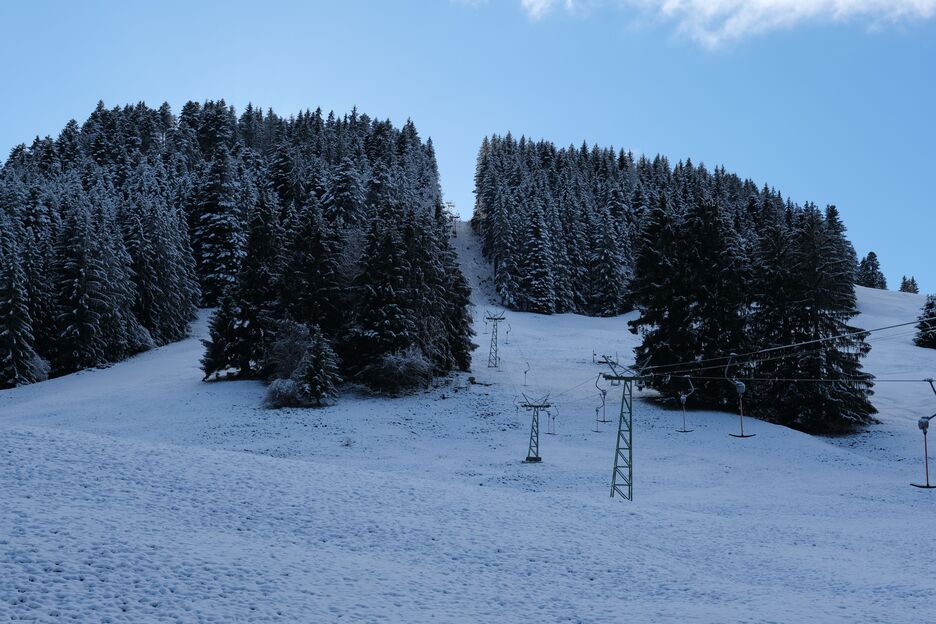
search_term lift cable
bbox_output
[634,315,936,375]
[678,375,929,384]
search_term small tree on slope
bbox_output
[292,324,341,406]
[899,276,920,294]
[915,295,936,349]
[200,292,239,380]
[856,251,887,290]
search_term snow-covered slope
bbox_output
[2,223,935,623]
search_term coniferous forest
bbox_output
[473,134,876,432]
[0,101,473,402]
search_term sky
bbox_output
[1,0,934,291]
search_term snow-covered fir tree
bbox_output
[50,189,112,374]
[200,292,239,380]
[915,295,936,349]
[755,206,875,432]
[899,276,919,294]
[277,199,345,335]
[627,194,694,399]
[856,252,887,289]
[321,157,365,225]
[0,224,49,388]
[292,324,341,406]
[350,216,416,363]
[678,196,751,406]
[224,187,282,376]
[516,201,556,314]
[193,146,244,306]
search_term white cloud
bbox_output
[518,0,936,46]
[521,0,578,19]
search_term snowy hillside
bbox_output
[2,223,935,623]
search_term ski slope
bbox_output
[2,222,935,623]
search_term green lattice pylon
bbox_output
[607,376,633,500]
[486,312,505,368]
[521,399,549,463]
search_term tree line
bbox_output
[473,134,875,432]
[0,101,473,403]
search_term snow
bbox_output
[2,223,936,622]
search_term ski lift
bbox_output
[912,379,936,488]
[597,355,618,384]
[676,376,695,433]
[595,374,610,423]
[725,354,755,438]
[911,414,936,489]
[546,405,558,435]
[601,356,622,386]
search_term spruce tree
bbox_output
[749,208,813,426]
[899,276,920,294]
[439,242,474,372]
[321,157,364,225]
[676,196,751,405]
[193,147,243,306]
[123,191,165,339]
[269,142,305,213]
[915,295,936,349]
[823,205,858,284]
[200,292,239,380]
[53,194,109,374]
[856,252,887,289]
[277,199,344,334]
[0,228,48,388]
[350,217,415,367]
[229,187,282,376]
[517,201,555,314]
[628,193,694,399]
[488,179,516,304]
[91,193,150,360]
[292,324,341,406]
[588,209,631,317]
[775,207,876,432]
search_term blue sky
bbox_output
[1,0,934,290]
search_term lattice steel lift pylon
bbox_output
[486,311,505,368]
[605,374,634,500]
[521,394,550,463]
